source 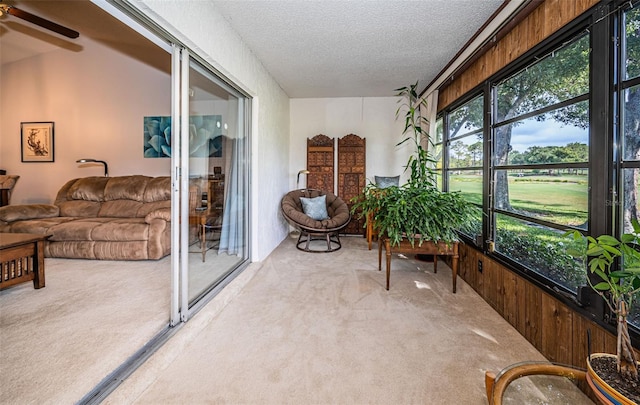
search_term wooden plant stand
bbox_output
[378,236,459,293]
[0,233,49,290]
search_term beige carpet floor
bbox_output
[0,246,243,405]
[105,236,565,404]
[0,257,171,404]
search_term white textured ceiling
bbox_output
[1,0,505,98]
[211,0,505,97]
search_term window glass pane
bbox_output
[494,101,589,166]
[449,171,482,244]
[449,171,483,205]
[434,117,443,144]
[448,135,483,168]
[496,34,589,122]
[495,213,584,291]
[622,168,640,234]
[448,95,483,139]
[621,164,640,326]
[433,142,443,169]
[625,7,640,81]
[623,84,640,160]
[494,169,588,228]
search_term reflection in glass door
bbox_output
[182,58,249,309]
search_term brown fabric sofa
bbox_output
[0,175,171,260]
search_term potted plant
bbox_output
[566,223,640,403]
[352,82,476,247]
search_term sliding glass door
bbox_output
[175,50,250,319]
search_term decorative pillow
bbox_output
[375,175,400,188]
[300,195,328,220]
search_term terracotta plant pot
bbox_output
[585,353,638,405]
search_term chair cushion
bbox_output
[375,175,400,188]
[300,195,328,220]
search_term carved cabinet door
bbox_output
[306,134,335,194]
[338,134,366,235]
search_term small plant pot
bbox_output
[586,353,639,405]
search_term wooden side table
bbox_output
[378,235,459,293]
[190,209,222,262]
[0,233,49,290]
[366,211,378,250]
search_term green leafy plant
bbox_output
[352,182,476,247]
[351,82,476,247]
[566,222,640,381]
[394,82,438,188]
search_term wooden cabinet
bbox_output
[306,134,334,194]
[338,134,366,235]
[207,176,225,211]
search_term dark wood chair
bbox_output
[0,175,20,206]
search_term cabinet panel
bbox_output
[307,134,334,194]
[338,134,366,235]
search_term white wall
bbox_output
[0,40,171,204]
[135,0,291,261]
[290,97,410,190]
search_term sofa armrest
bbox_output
[145,207,171,223]
[0,204,60,223]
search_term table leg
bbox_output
[201,223,206,262]
[433,254,438,274]
[378,238,382,271]
[452,253,458,294]
[34,239,45,289]
[385,239,391,291]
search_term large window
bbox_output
[441,32,591,292]
[438,0,640,339]
[619,4,640,327]
[492,33,590,292]
[445,95,484,244]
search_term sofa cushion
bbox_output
[91,218,149,241]
[0,204,59,222]
[58,200,101,217]
[67,177,110,201]
[98,200,144,218]
[8,217,77,234]
[104,176,149,202]
[48,218,149,241]
[300,195,329,220]
[375,175,400,188]
[138,201,171,218]
[144,177,172,202]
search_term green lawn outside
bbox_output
[449,173,588,226]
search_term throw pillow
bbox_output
[374,175,400,188]
[300,195,328,220]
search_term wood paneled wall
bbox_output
[437,0,599,112]
[458,243,640,369]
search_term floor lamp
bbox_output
[290,169,310,239]
[76,159,109,177]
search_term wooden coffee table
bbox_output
[0,233,50,290]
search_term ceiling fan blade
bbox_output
[7,6,79,39]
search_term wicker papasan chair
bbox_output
[281,188,351,253]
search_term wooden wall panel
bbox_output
[524,282,543,351]
[457,242,639,375]
[502,271,525,331]
[541,295,573,364]
[438,0,599,112]
[483,259,503,314]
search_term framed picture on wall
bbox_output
[21,122,55,162]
